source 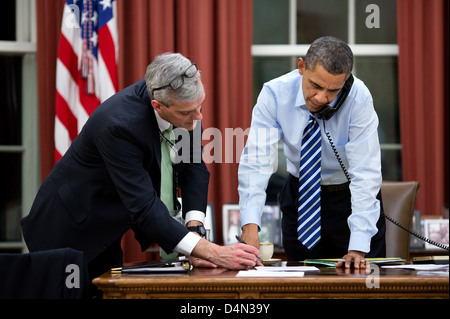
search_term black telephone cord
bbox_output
[322,120,449,251]
[382,212,449,251]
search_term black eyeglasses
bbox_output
[151,63,198,98]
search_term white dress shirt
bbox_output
[155,111,203,255]
[238,69,382,253]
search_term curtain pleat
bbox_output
[397,0,448,216]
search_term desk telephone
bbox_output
[316,74,449,251]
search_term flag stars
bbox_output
[81,10,89,25]
[99,0,112,10]
[90,32,98,47]
[81,8,98,27]
[90,11,98,26]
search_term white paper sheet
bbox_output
[236,270,305,277]
[255,266,319,272]
[381,264,449,271]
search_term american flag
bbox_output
[55,0,118,162]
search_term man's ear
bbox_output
[298,57,306,75]
[151,99,162,113]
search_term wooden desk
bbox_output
[93,264,449,299]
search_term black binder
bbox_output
[111,258,191,273]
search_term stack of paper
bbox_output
[381,264,449,271]
[302,257,406,267]
[382,263,449,276]
[236,266,319,277]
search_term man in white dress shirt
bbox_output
[238,36,386,269]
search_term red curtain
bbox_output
[36,0,65,183]
[397,0,449,216]
[36,0,253,263]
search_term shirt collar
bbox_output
[295,75,307,110]
[154,110,171,132]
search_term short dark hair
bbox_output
[304,36,353,76]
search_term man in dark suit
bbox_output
[22,53,261,292]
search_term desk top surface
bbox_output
[93,261,449,286]
[92,261,449,301]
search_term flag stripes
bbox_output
[55,0,118,162]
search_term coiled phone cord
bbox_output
[322,120,449,251]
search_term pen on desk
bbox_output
[235,235,264,264]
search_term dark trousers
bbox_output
[280,174,386,261]
[86,238,123,298]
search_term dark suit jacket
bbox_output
[21,79,210,265]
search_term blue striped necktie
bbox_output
[297,112,322,250]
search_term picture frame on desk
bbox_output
[222,204,241,245]
[176,198,216,243]
[204,203,216,243]
[222,203,282,247]
[410,210,424,249]
[422,218,449,250]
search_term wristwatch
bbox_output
[187,225,206,237]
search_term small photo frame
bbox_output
[222,203,282,247]
[204,203,215,243]
[410,210,423,249]
[176,198,216,243]
[222,204,241,245]
[422,219,449,250]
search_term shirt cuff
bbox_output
[173,232,202,256]
[239,208,262,231]
[348,231,371,253]
[184,210,205,226]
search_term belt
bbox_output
[321,182,350,193]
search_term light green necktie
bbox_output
[160,125,178,260]
[160,125,174,214]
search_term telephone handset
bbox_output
[316,75,450,251]
[315,74,354,120]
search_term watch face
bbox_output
[197,226,206,236]
[189,226,206,237]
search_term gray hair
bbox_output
[304,36,353,77]
[145,52,204,106]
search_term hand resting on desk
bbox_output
[335,250,370,269]
[191,239,264,269]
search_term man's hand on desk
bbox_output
[335,250,370,269]
[190,257,218,268]
[185,220,218,268]
[191,239,263,269]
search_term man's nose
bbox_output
[315,91,329,105]
[192,108,203,121]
